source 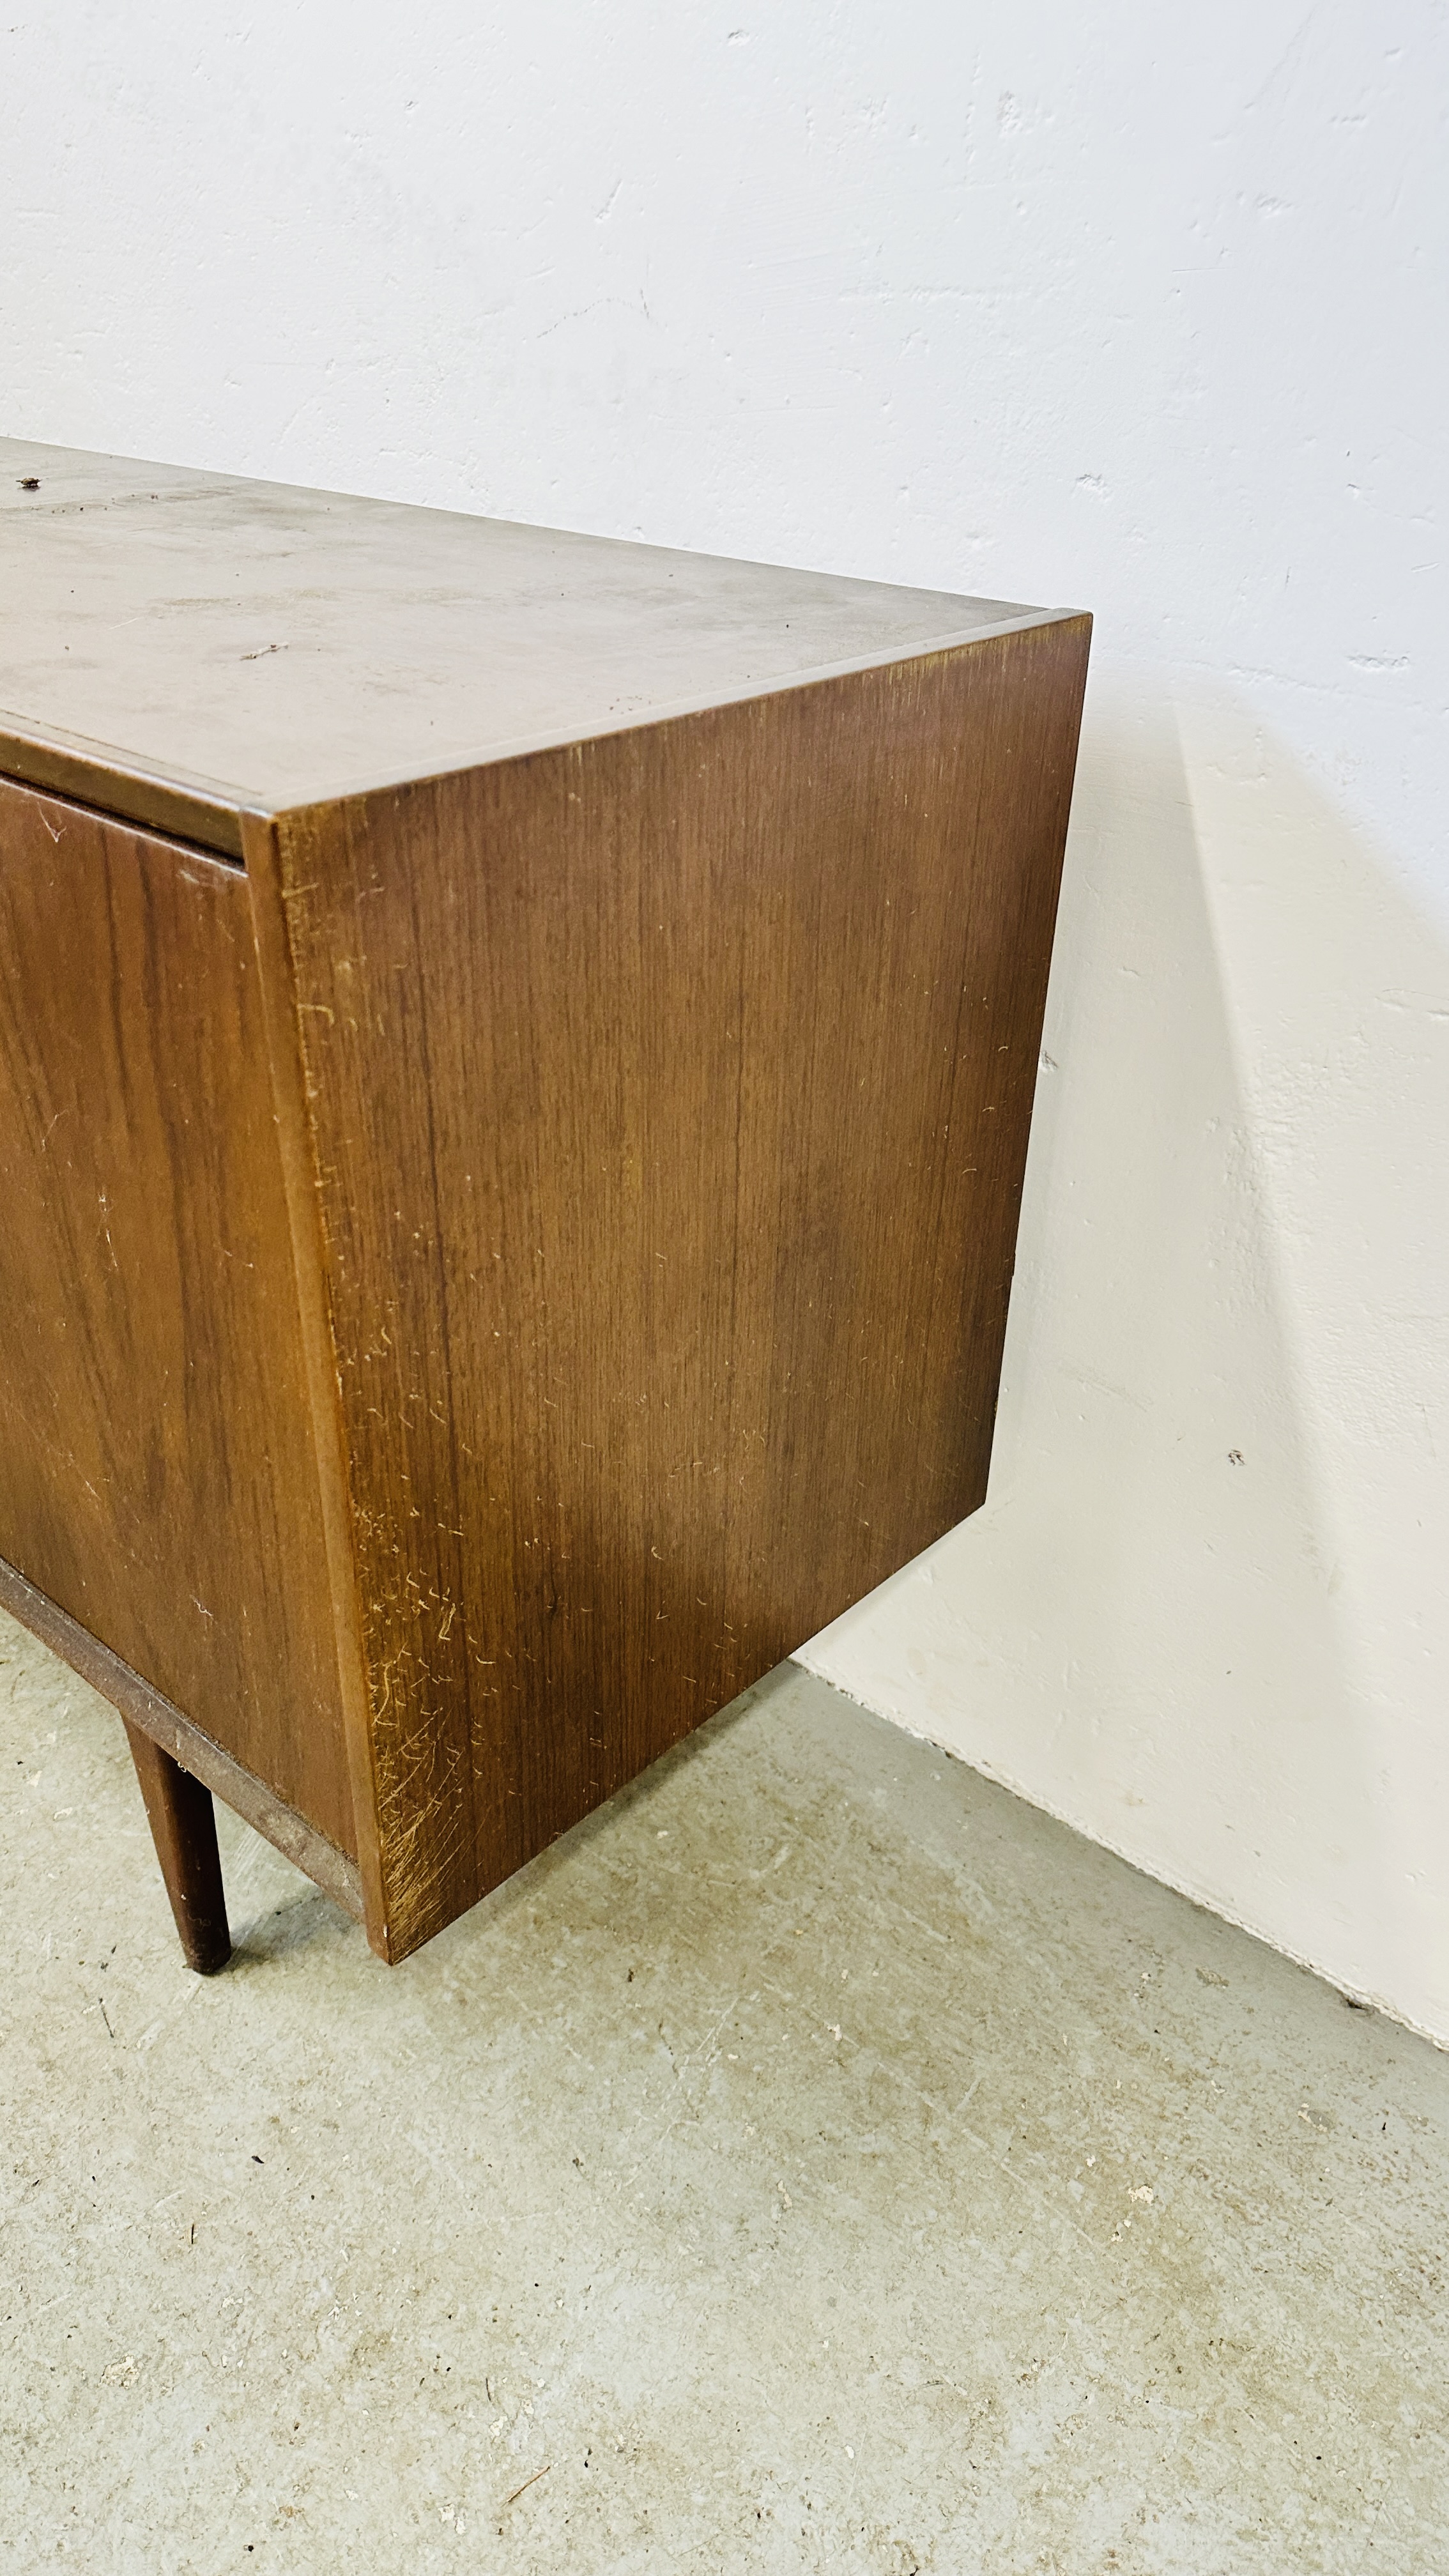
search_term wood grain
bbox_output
[0,776,355,1852]
[256,617,1090,1956]
[1,447,1089,1972]
[0,1554,364,1919]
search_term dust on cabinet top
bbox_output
[0,438,1061,859]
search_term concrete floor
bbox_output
[3,1614,1448,2575]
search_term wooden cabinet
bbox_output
[0,440,1089,1967]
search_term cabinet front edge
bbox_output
[0,716,254,861]
[0,1553,365,1923]
[240,809,394,1960]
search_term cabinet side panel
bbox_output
[0,776,353,1852]
[279,617,1089,1954]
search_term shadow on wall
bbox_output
[801,680,1449,2043]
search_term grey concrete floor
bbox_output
[3,1611,1448,2575]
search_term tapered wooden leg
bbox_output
[123,1719,232,1974]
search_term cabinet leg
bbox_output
[123,1720,232,1974]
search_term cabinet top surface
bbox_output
[0,439,1061,829]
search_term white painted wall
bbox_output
[3,4,1446,2034]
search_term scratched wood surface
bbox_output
[253,617,1090,1958]
[0,776,354,1852]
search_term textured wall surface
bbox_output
[3,4,1445,2032]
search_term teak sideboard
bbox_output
[0,440,1089,1970]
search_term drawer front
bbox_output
[0,774,353,1854]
